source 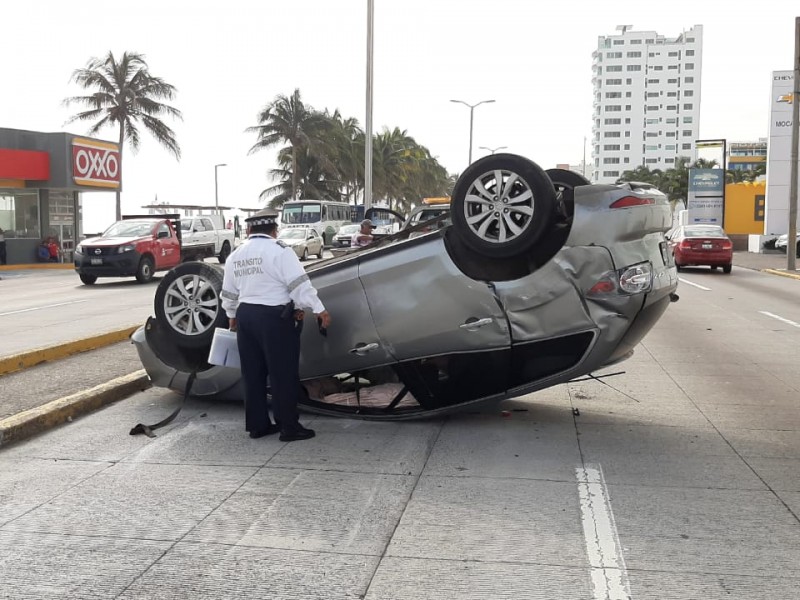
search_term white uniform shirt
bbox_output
[351,231,372,247]
[221,234,325,318]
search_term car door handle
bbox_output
[460,317,493,330]
[349,342,380,355]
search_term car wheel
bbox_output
[218,241,231,264]
[722,264,732,274]
[79,273,97,285]
[154,261,227,349]
[301,248,308,261]
[545,168,590,221]
[135,256,155,283]
[451,154,556,258]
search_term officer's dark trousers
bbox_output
[236,303,302,432]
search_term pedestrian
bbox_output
[47,237,60,262]
[221,209,331,441]
[351,218,376,247]
[0,227,6,265]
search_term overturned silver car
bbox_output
[132,154,678,419]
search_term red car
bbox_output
[669,224,733,273]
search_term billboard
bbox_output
[71,137,121,189]
[687,169,724,224]
[764,71,799,234]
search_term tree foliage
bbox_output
[247,89,453,210]
[63,51,182,220]
[616,157,765,210]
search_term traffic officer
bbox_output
[221,209,331,441]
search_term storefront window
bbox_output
[0,190,40,239]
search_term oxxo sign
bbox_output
[71,137,121,188]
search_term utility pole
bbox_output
[583,136,587,177]
[364,0,374,210]
[788,16,799,271]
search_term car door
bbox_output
[309,229,322,255]
[155,221,181,268]
[358,236,510,362]
[300,262,395,378]
[202,218,216,248]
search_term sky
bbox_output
[2,1,798,232]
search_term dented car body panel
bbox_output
[132,154,678,419]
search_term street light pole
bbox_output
[364,0,374,211]
[214,163,227,215]
[450,99,495,165]
[479,145,507,155]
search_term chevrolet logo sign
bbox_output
[777,93,794,104]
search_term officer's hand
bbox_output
[229,318,237,332]
[294,309,305,321]
[316,310,331,329]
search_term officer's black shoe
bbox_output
[249,423,281,439]
[279,425,315,442]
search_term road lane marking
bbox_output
[759,311,800,328]
[678,278,711,291]
[0,300,87,317]
[577,464,631,600]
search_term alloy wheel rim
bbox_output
[463,169,535,244]
[163,274,220,336]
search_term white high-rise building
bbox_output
[591,24,703,184]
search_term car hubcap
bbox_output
[464,169,535,244]
[163,274,220,336]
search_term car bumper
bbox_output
[74,251,143,277]
[674,248,732,266]
[131,325,244,398]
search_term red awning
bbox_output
[0,148,50,180]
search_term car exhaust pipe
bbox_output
[669,293,680,303]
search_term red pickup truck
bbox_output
[74,214,184,285]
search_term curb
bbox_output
[0,263,74,271]
[0,371,151,447]
[762,268,800,281]
[0,325,141,376]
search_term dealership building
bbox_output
[0,127,120,265]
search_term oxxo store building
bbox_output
[0,127,120,265]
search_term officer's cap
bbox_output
[245,209,279,226]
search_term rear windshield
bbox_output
[684,226,725,238]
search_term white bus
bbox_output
[280,199,352,246]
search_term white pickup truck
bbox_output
[179,216,235,264]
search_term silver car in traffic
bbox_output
[133,154,678,419]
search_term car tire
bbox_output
[301,248,308,261]
[451,154,556,258]
[545,168,590,221]
[79,273,97,285]
[218,241,231,264]
[135,256,155,283]
[722,264,732,274]
[154,261,227,349]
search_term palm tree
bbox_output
[63,51,182,220]
[247,89,330,201]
